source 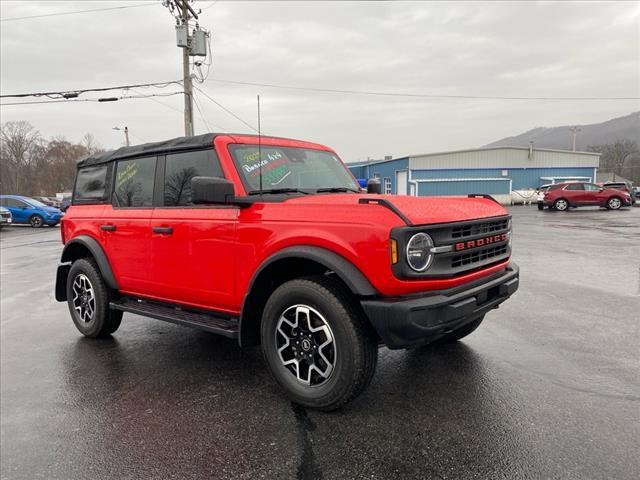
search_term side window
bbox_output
[565,183,584,191]
[163,149,223,206]
[74,164,111,203]
[584,184,600,191]
[114,156,157,207]
[3,198,25,208]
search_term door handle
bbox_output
[100,224,116,232]
[152,226,173,235]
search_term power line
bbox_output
[0,92,184,107]
[1,2,159,22]
[0,80,182,99]
[207,78,639,101]
[193,86,257,132]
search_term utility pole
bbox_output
[179,0,195,137]
[569,126,581,152]
[164,0,208,137]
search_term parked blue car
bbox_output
[0,195,64,228]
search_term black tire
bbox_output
[606,197,622,210]
[537,202,544,211]
[434,316,484,344]
[553,198,569,211]
[29,214,44,228]
[66,258,122,338]
[261,276,378,411]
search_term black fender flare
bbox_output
[238,246,377,346]
[60,235,118,290]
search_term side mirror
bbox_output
[367,178,382,194]
[191,176,235,204]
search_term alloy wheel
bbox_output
[555,199,568,211]
[72,274,96,323]
[275,304,336,386]
[608,198,621,209]
[30,216,42,227]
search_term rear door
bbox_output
[1,198,29,223]
[101,155,157,296]
[151,149,238,312]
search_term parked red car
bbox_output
[55,133,519,410]
[543,182,632,211]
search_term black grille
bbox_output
[451,244,508,269]
[0,213,10,219]
[451,219,509,239]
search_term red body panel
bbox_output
[62,134,512,315]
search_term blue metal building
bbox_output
[347,146,600,203]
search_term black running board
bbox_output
[110,297,239,339]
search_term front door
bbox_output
[101,155,157,296]
[151,149,238,313]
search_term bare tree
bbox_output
[0,121,42,194]
[588,140,639,181]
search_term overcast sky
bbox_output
[1,1,638,161]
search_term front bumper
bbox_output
[361,263,519,349]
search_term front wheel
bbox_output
[537,202,544,211]
[29,214,44,228]
[607,197,622,210]
[261,276,378,411]
[66,258,122,338]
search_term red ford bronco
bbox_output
[56,133,519,410]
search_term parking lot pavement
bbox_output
[1,207,639,480]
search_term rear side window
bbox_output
[1,198,26,208]
[564,183,584,191]
[163,150,223,206]
[74,165,111,203]
[114,156,157,207]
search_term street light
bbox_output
[112,126,130,147]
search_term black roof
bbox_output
[77,133,221,167]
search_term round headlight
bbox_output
[406,233,434,272]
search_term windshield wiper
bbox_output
[247,188,310,195]
[316,187,360,193]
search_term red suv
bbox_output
[55,133,519,410]
[543,182,632,211]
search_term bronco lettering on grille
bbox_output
[454,233,508,251]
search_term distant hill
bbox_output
[484,112,639,151]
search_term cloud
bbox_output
[1,1,638,160]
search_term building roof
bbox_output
[346,145,600,167]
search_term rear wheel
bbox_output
[66,258,122,338]
[607,197,622,210]
[29,214,44,228]
[261,276,378,411]
[553,198,569,211]
[537,202,544,211]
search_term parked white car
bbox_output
[0,206,12,228]
[537,184,553,210]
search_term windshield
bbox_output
[26,198,48,207]
[229,145,359,193]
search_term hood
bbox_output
[283,194,507,226]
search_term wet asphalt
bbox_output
[1,206,639,480]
